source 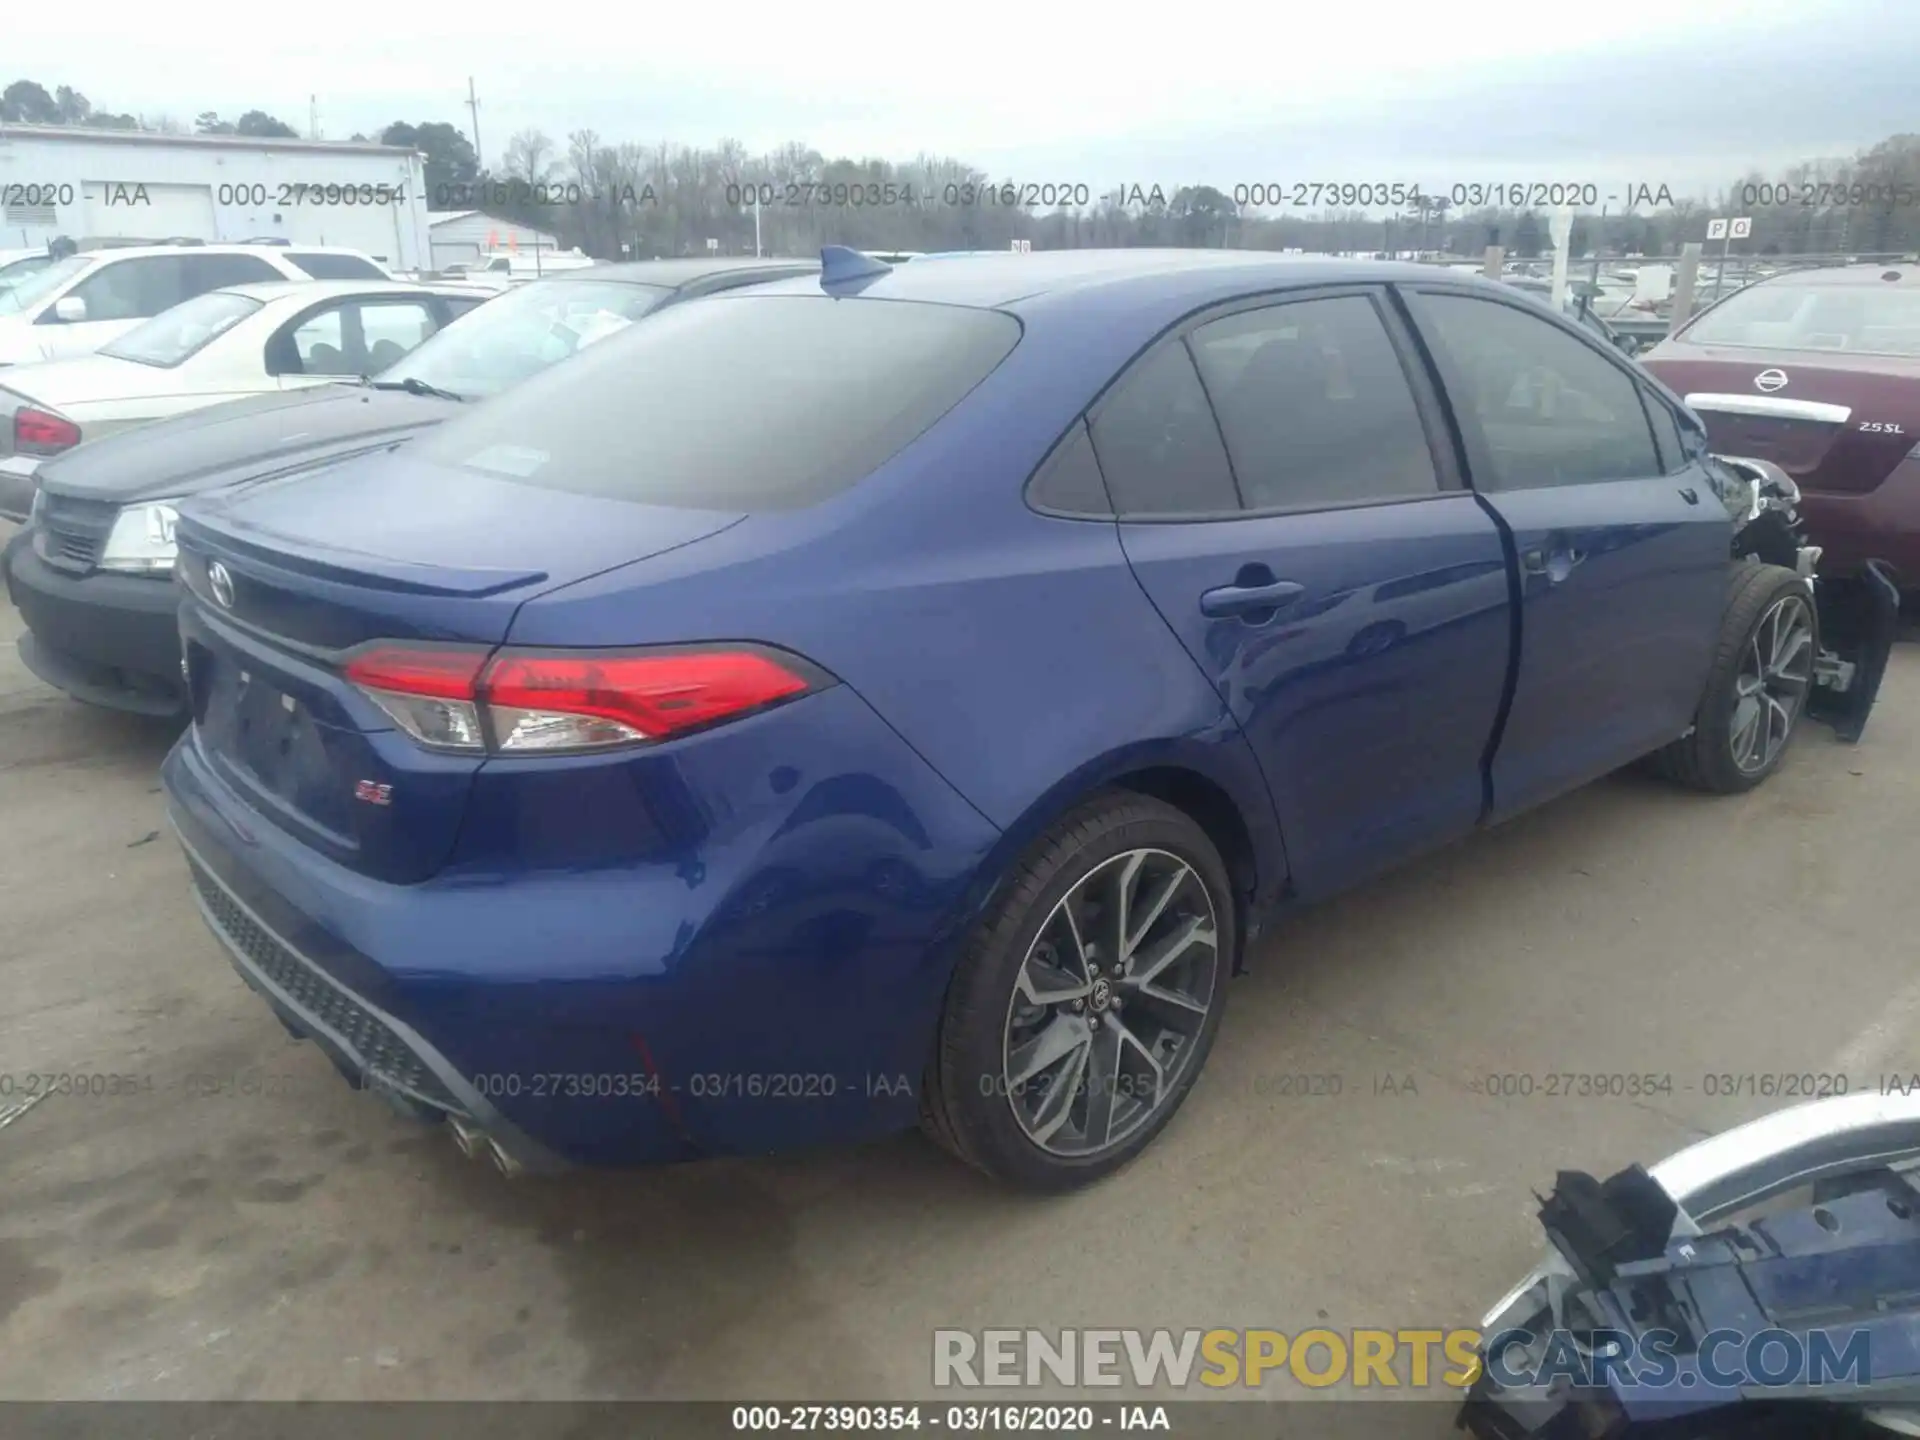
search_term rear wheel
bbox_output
[1652,560,1817,794]
[921,792,1234,1191]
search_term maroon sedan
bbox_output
[1642,263,1920,586]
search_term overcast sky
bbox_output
[5,0,1913,201]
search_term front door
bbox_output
[1402,286,1732,819]
[1101,287,1514,901]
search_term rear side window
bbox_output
[1026,420,1112,516]
[187,254,284,290]
[1411,293,1659,490]
[287,252,388,280]
[411,295,1021,510]
[1189,295,1438,510]
[1088,343,1238,518]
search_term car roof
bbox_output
[213,279,477,304]
[742,249,1465,310]
[549,257,821,289]
[1747,263,1918,288]
[68,243,368,264]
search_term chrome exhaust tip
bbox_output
[447,1114,485,1160]
[487,1138,524,1178]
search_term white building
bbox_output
[0,124,432,271]
[427,210,560,269]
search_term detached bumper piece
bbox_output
[1713,453,1898,749]
[1461,1092,1920,1439]
[1809,559,1900,745]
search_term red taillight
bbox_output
[344,645,489,750]
[15,406,81,456]
[345,645,486,700]
[343,644,820,754]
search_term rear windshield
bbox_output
[100,291,263,367]
[1682,280,1920,357]
[287,252,388,280]
[409,295,1022,509]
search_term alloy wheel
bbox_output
[1001,848,1220,1158]
[1730,592,1814,775]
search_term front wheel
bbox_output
[1652,560,1817,793]
[921,792,1235,1191]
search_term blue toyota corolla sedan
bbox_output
[159,247,1891,1190]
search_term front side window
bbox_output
[280,299,442,376]
[0,254,90,316]
[100,291,263,367]
[1412,293,1659,490]
[1189,294,1439,511]
[1642,392,1690,475]
[409,294,1021,510]
[59,256,189,323]
[1088,343,1239,518]
[289,308,348,374]
[358,301,439,372]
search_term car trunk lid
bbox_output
[175,451,744,882]
[1644,350,1920,495]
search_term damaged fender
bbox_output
[1713,454,1899,746]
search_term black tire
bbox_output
[1652,559,1818,793]
[921,790,1236,1191]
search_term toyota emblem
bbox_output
[208,561,235,609]
[1754,369,1789,394]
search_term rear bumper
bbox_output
[160,684,1003,1168]
[176,825,568,1175]
[5,530,187,716]
[1799,456,1920,587]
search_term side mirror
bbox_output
[263,332,300,377]
[51,295,88,323]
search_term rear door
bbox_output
[1105,286,1513,900]
[1402,285,1731,819]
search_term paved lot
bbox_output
[2,521,1917,1419]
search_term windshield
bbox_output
[375,278,668,400]
[99,291,264,368]
[0,254,91,317]
[1681,279,1920,356]
[0,254,52,286]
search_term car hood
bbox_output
[33,384,455,504]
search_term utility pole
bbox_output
[465,78,483,171]
[309,95,319,141]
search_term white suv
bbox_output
[0,244,392,368]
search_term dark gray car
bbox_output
[3,256,820,717]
